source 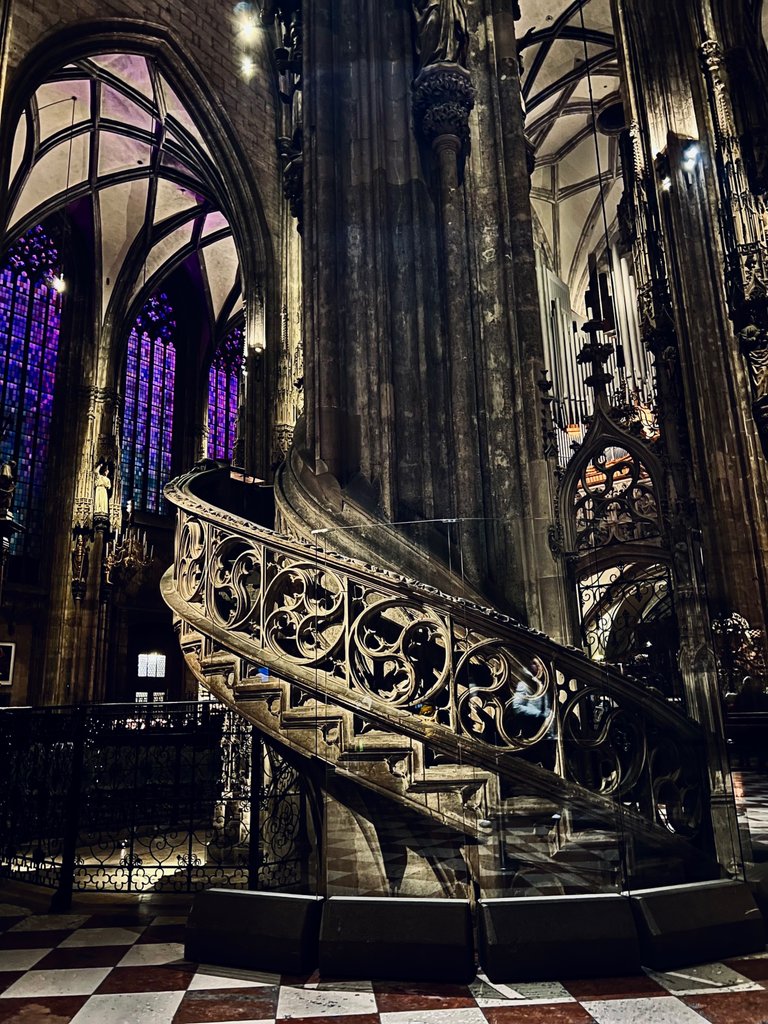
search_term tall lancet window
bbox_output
[122,293,176,514]
[0,226,63,559]
[207,324,242,460]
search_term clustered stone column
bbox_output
[261,0,304,471]
[699,38,768,459]
[610,0,768,875]
[410,5,486,585]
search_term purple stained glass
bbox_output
[207,325,243,460]
[0,227,63,559]
[121,293,176,513]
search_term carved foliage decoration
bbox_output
[412,65,475,146]
[712,611,767,693]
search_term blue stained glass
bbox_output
[0,227,62,559]
[207,325,242,460]
[121,294,176,513]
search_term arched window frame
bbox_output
[552,406,682,697]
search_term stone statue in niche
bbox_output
[412,0,469,70]
[94,462,112,518]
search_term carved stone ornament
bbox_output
[412,0,469,70]
[712,611,767,694]
[739,323,768,452]
[272,423,295,468]
[277,127,303,230]
[412,63,475,147]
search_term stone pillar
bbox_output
[296,0,570,625]
[612,0,768,631]
[266,0,304,473]
[41,370,121,705]
[301,0,346,482]
[485,0,572,640]
[611,0,753,874]
[412,63,486,584]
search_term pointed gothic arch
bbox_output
[0,19,276,478]
[553,406,681,696]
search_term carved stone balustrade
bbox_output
[163,463,711,852]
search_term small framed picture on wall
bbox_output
[0,643,15,685]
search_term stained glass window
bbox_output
[207,324,242,460]
[0,226,63,559]
[121,293,176,513]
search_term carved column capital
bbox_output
[412,63,475,148]
[699,38,724,74]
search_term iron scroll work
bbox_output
[165,464,710,848]
[0,701,309,896]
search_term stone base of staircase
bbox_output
[319,896,475,982]
[183,884,765,981]
[185,889,324,974]
[478,893,641,981]
[628,879,765,969]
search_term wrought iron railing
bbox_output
[163,464,712,848]
[0,701,310,904]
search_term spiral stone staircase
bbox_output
[162,462,719,898]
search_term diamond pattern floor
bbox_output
[2,898,768,1024]
[1,770,767,1023]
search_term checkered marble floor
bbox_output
[2,898,768,1023]
[733,770,768,856]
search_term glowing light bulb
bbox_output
[51,275,66,293]
[661,176,672,192]
[238,18,258,43]
[241,56,255,80]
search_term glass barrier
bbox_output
[165,465,736,904]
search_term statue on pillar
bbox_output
[412,0,469,70]
[71,532,90,601]
[0,460,16,518]
[411,1,474,153]
[93,462,112,528]
[739,324,768,454]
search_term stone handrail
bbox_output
[163,463,709,844]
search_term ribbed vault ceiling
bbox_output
[4,54,241,339]
[520,0,622,312]
[4,15,624,331]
